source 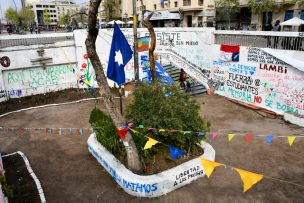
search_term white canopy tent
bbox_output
[107,20,125,25]
[280,17,304,26]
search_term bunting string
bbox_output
[200,157,304,192]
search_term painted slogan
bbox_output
[214,47,304,116]
[4,64,78,98]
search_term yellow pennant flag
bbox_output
[234,168,264,192]
[287,136,296,146]
[200,158,224,178]
[159,129,165,132]
[228,133,236,141]
[144,137,159,150]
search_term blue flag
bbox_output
[107,22,133,86]
[266,135,273,144]
[168,145,187,160]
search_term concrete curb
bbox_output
[2,152,46,203]
[0,97,101,118]
[87,133,215,198]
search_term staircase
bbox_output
[162,64,207,96]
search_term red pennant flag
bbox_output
[169,130,177,133]
[245,133,253,143]
[46,128,49,133]
[116,126,129,139]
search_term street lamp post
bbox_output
[132,0,139,86]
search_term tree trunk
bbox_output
[140,1,157,87]
[142,18,157,87]
[85,0,142,172]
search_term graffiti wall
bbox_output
[209,46,304,116]
[3,64,78,98]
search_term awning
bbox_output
[140,10,180,21]
[197,11,215,17]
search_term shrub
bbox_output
[89,108,125,155]
[0,175,13,198]
[126,82,211,132]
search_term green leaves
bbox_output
[248,0,276,14]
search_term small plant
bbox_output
[89,108,125,155]
[0,175,13,199]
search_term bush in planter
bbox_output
[126,82,211,132]
[89,108,125,156]
[125,82,211,166]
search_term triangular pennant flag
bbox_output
[266,135,273,144]
[80,128,83,136]
[211,131,219,139]
[46,128,49,134]
[91,128,94,133]
[234,168,264,192]
[69,128,73,134]
[138,125,144,129]
[59,128,62,136]
[169,130,177,133]
[197,131,206,137]
[287,135,296,146]
[228,133,235,141]
[245,133,253,143]
[147,128,156,131]
[200,158,224,178]
[159,129,165,132]
[168,145,187,160]
[144,137,159,150]
[116,126,129,139]
[50,128,53,136]
[39,128,43,133]
[183,131,191,135]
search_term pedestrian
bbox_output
[273,20,281,49]
[30,26,33,34]
[35,27,38,34]
[179,68,187,89]
[185,80,192,93]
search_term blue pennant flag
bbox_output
[168,145,187,160]
[50,128,53,136]
[107,22,133,86]
[266,135,273,144]
[69,128,73,135]
[59,128,62,136]
[80,128,83,136]
[197,131,206,137]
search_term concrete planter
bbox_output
[87,133,215,198]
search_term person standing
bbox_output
[179,68,187,89]
[30,27,33,34]
[273,20,281,48]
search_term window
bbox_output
[50,5,55,8]
[175,1,178,7]
[161,3,164,8]
[284,10,294,21]
[301,10,304,20]
[154,4,157,9]
[183,0,191,6]
[199,0,204,6]
[37,5,42,8]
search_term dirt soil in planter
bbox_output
[2,154,40,203]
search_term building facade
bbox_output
[122,0,215,27]
[29,3,58,26]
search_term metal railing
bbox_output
[0,33,74,49]
[214,31,304,51]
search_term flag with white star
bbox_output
[107,22,133,86]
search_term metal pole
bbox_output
[132,0,139,86]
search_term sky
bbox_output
[0,0,23,22]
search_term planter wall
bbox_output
[87,133,215,198]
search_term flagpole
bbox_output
[132,0,139,86]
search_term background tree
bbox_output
[102,0,121,21]
[19,8,35,28]
[215,0,240,29]
[295,0,304,8]
[58,13,70,27]
[86,0,141,171]
[248,0,276,30]
[5,8,18,24]
[43,9,51,28]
